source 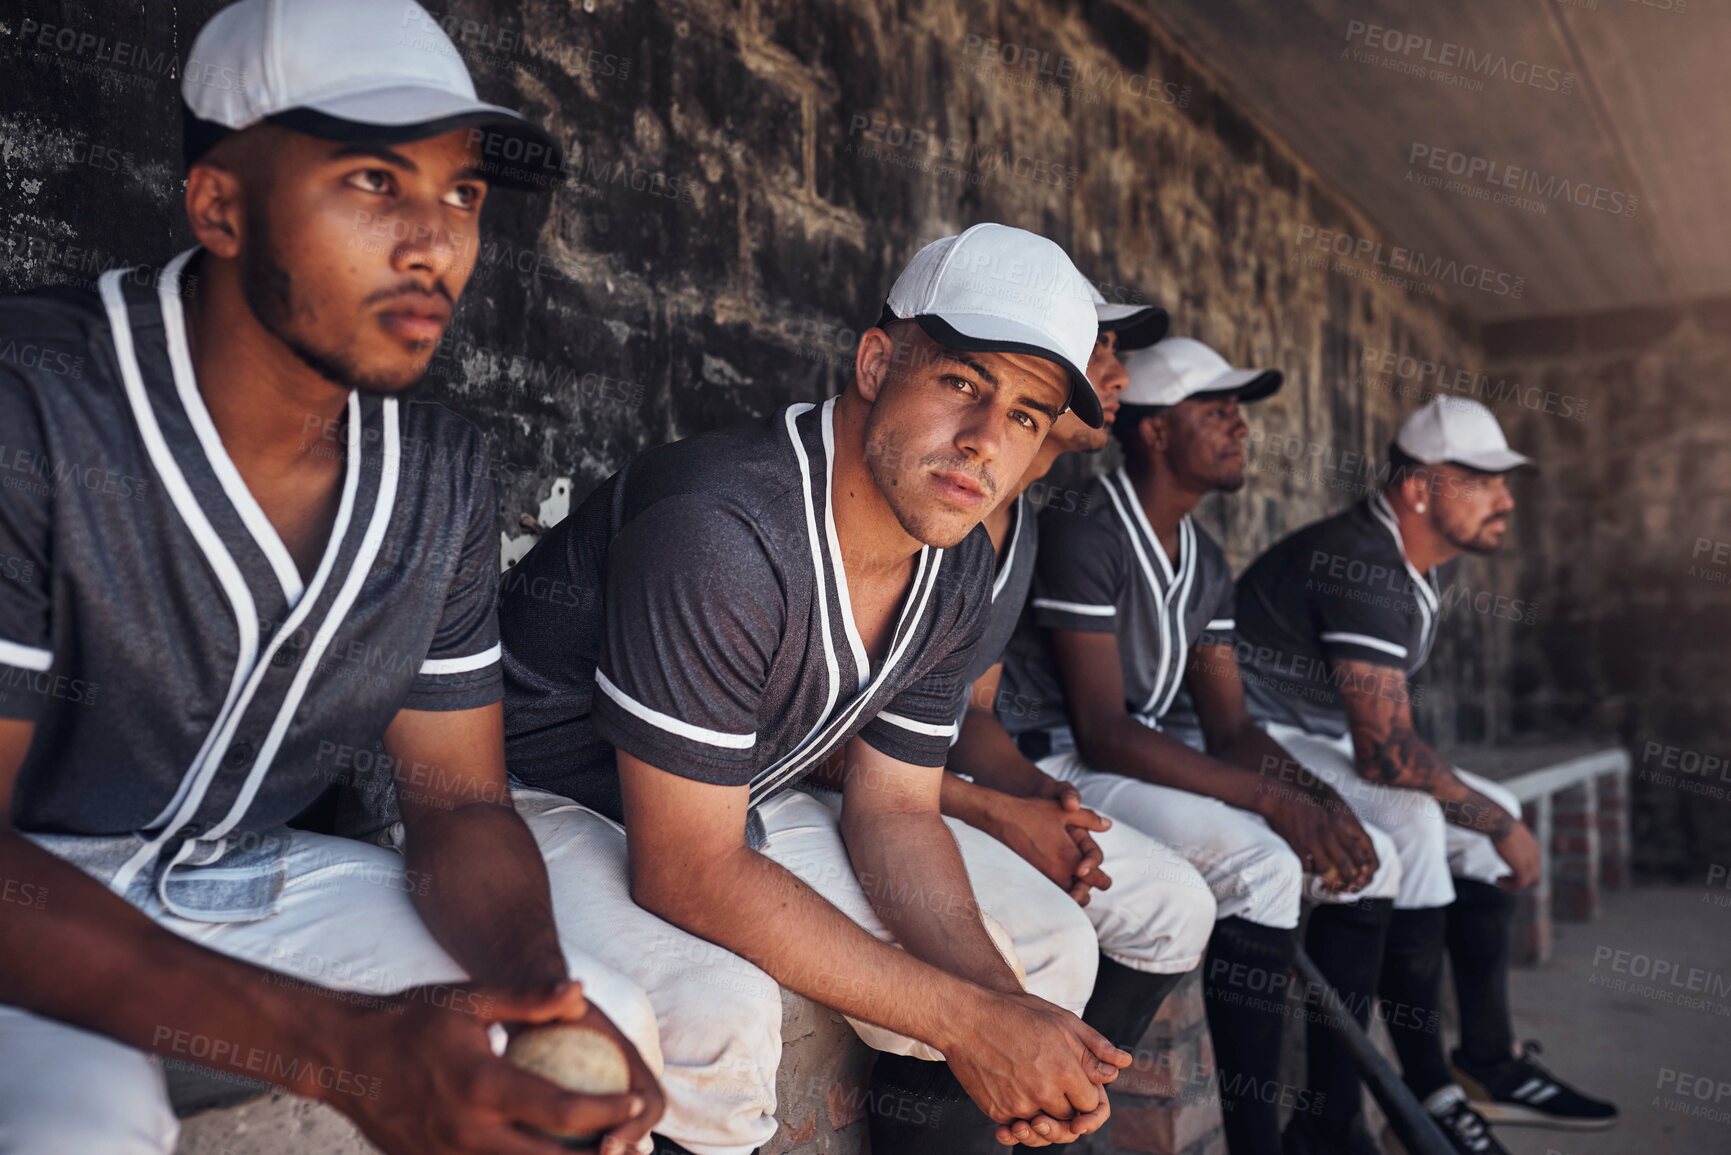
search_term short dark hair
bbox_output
[1111,403,1168,457]
[1384,439,1424,488]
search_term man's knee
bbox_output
[0,1066,177,1155]
[1239,843,1305,922]
[650,953,784,1092]
[1358,823,1405,901]
[1158,861,1219,963]
[1363,789,1447,868]
[1005,890,1099,1015]
[574,964,663,1075]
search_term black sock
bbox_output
[1379,906,1453,1101]
[1448,877,1517,1066]
[1202,916,1299,1155]
[866,1053,998,1154]
[1303,898,1393,1134]
[1082,954,1192,1052]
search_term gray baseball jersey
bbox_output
[1000,468,1237,754]
[499,398,993,825]
[1235,492,1444,738]
[0,251,503,919]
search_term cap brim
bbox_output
[1191,367,1283,404]
[1445,449,1535,475]
[907,312,1103,429]
[266,85,563,191]
[1095,303,1171,350]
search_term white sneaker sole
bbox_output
[1467,1100,1618,1131]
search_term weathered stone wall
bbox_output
[1483,302,1731,880]
[5,3,1525,1152]
[1,0,1493,736]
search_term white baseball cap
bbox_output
[1395,397,1533,474]
[880,224,1104,428]
[1120,336,1283,407]
[1089,284,1169,351]
[182,0,562,190]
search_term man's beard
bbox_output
[241,236,429,396]
[1446,516,1509,555]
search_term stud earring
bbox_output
[1415,502,1427,513]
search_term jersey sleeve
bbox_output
[592,495,784,785]
[402,430,504,711]
[0,371,56,720]
[1028,511,1122,632]
[1307,559,1414,668]
[1196,555,1239,649]
[857,554,990,767]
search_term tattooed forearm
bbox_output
[1337,659,1517,838]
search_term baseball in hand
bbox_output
[505,1023,631,1146]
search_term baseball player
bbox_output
[923,293,1222,1059]
[1236,396,1617,1152]
[0,3,664,1154]
[497,224,1132,1155]
[999,336,1402,1155]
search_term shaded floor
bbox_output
[1494,885,1731,1155]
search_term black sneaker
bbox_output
[1452,1040,1619,1130]
[1283,1111,1383,1154]
[1424,1084,1511,1155]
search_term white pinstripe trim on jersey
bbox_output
[102,253,260,892]
[206,398,397,846]
[749,545,943,805]
[418,643,502,676]
[1320,631,1409,658]
[131,256,361,848]
[875,711,958,739]
[1031,598,1117,616]
[784,402,841,752]
[168,298,306,609]
[821,400,871,691]
[992,494,1027,602]
[1206,618,1236,631]
[0,640,53,672]
[596,669,757,749]
[1156,518,1197,719]
[1369,492,1439,665]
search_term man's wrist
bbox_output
[928,980,995,1055]
[259,984,362,1103]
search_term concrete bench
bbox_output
[1449,742,1632,964]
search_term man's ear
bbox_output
[853,326,895,404]
[184,162,247,260]
[1399,466,1434,511]
[1146,411,1171,454]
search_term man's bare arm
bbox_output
[0,714,654,1154]
[1333,660,1517,839]
[1051,630,1287,813]
[948,663,1050,796]
[385,703,664,1147]
[0,718,352,1096]
[617,748,1127,1132]
[386,703,566,991]
[838,736,1022,991]
[1186,643,1378,891]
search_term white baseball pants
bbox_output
[0,825,661,1155]
[1035,751,1405,930]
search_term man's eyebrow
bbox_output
[328,144,420,173]
[935,348,998,388]
[1014,389,1064,422]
